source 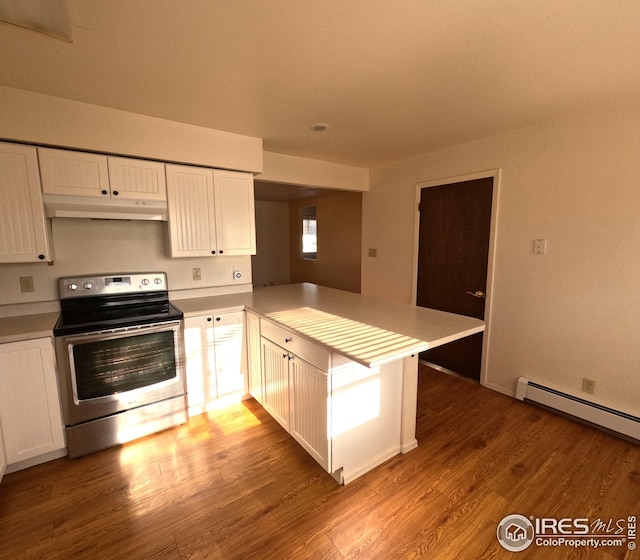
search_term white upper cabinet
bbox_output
[166,164,256,257]
[166,164,217,257]
[0,142,52,263]
[39,147,166,201]
[213,169,256,255]
[107,156,166,201]
[39,147,109,197]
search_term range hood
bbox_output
[43,194,168,221]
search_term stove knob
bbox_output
[68,283,78,291]
[154,278,162,285]
[141,279,150,286]
[84,282,93,290]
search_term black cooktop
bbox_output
[54,298,184,336]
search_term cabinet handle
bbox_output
[112,190,119,196]
[215,317,221,321]
[211,250,216,255]
[207,317,212,322]
[219,250,224,254]
[285,337,292,343]
[101,190,108,195]
[38,254,45,260]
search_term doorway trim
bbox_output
[411,168,501,386]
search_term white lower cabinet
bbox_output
[262,339,329,469]
[0,417,7,482]
[0,338,65,470]
[184,311,247,416]
[289,357,330,471]
[259,318,403,484]
[246,310,263,404]
[261,337,292,431]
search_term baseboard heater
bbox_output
[516,377,640,442]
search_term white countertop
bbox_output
[0,312,60,344]
[177,283,485,368]
[0,284,484,367]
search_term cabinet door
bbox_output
[166,164,217,257]
[261,338,290,431]
[246,311,263,404]
[107,156,167,201]
[38,147,109,197]
[0,142,52,263]
[212,311,246,399]
[0,338,65,464]
[290,356,330,471]
[213,170,256,255]
[184,315,216,416]
[0,417,6,482]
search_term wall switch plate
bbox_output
[19,276,35,293]
[192,268,201,281]
[368,248,378,258]
[233,267,242,281]
[533,239,547,255]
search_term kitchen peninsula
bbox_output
[176,282,484,484]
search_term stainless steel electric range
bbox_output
[53,272,187,458]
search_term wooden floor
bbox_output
[1,365,639,560]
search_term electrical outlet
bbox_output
[233,267,242,281]
[581,378,595,394]
[192,268,201,281]
[533,239,547,255]
[19,276,35,293]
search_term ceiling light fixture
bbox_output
[310,123,330,132]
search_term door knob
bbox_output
[466,290,486,298]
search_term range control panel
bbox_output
[59,272,168,298]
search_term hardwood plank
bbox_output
[1,364,638,560]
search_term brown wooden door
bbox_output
[416,177,493,380]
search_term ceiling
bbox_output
[0,0,639,173]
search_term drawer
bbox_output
[260,318,330,372]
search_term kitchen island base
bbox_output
[259,318,419,485]
[328,355,404,485]
[177,284,484,485]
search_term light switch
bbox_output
[533,239,547,255]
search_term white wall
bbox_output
[362,96,640,417]
[0,219,252,314]
[0,86,263,173]
[252,201,291,288]
[259,151,369,191]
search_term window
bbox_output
[301,206,317,260]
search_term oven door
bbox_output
[56,321,185,426]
